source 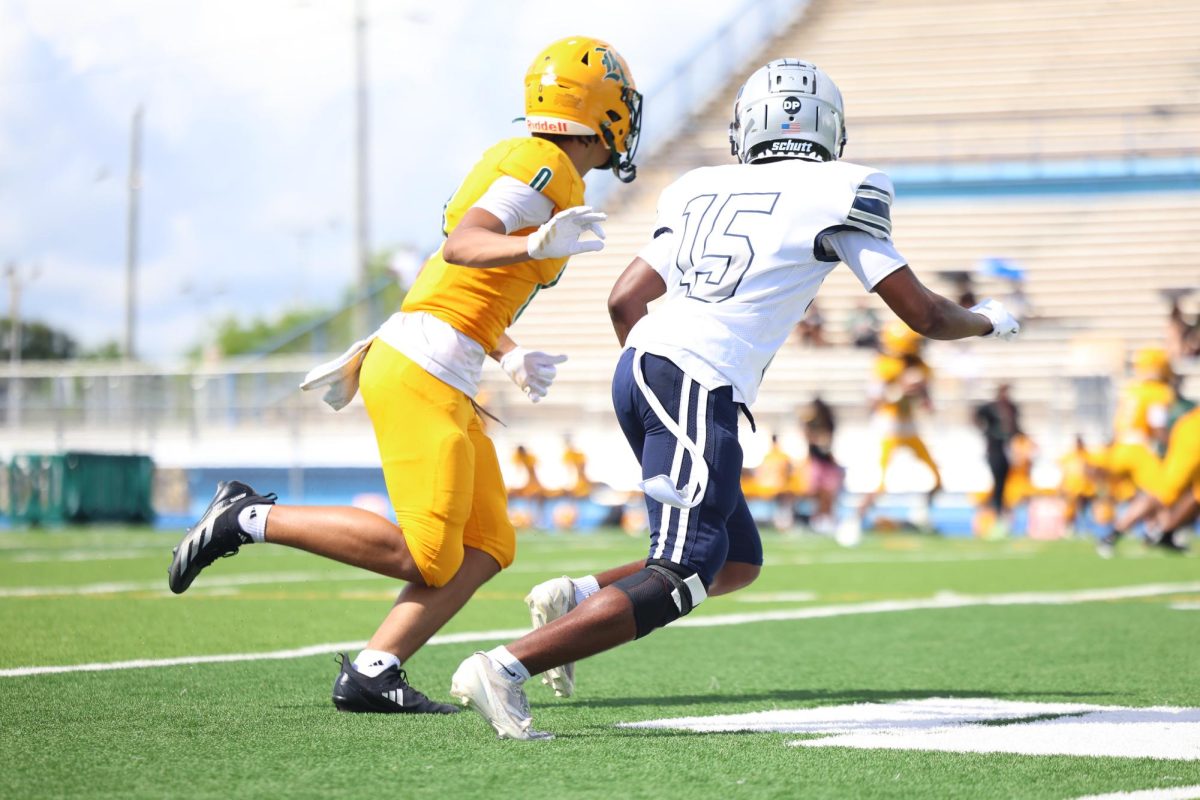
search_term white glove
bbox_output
[526,206,607,259]
[500,347,568,403]
[970,298,1020,341]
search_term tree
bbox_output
[0,317,78,360]
[196,246,415,358]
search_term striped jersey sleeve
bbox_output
[845,172,894,240]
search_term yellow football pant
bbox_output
[879,434,942,491]
[1151,409,1200,506]
[358,341,515,587]
[1107,442,1162,495]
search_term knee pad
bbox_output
[612,559,708,639]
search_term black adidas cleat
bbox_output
[168,480,276,594]
[332,653,459,714]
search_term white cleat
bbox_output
[524,576,577,697]
[835,517,863,548]
[449,652,553,741]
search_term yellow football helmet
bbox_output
[881,320,923,357]
[524,36,642,183]
[1132,346,1171,380]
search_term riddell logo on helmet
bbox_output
[771,140,814,153]
[528,119,571,133]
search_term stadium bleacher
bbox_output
[499,0,1200,442]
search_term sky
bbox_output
[0,0,754,360]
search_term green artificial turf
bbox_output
[0,528,1197,799]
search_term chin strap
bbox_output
[631,350,709,509]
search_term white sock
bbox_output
[353,649,400,677]
[485,646,530,684]
[573,575,600,605]
[236,504,272,543]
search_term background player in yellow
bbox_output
[1100,405,1199,557]
[1058,434,1099,535]
[166,36,642,713]
[561,437,592,499]
[853,321,942,533]
[1096,347,1175,555]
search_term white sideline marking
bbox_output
[626,698,1200,761]
[671,582,1200,629]
[2,581,1197,678]
[1170,603,1200,611]
[0,570,384,598]
[768,551,1038,566]
[1071,785,1200,799]
[6,549,163,563]
[734,591,818,603]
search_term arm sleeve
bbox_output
[825,228,908,292]
[634,182,681,280]
[472,176,555,234]
[846,172,895,239]
[635,226,675,281]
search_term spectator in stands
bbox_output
[802,396,843,535]
[847,299,881,349]
[792,300,827,347]
[1166,299,1200,359]
[1004,279,1033,324]
[974,383,1021,531]
[953,274,978,309]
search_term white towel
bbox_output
[299,336,375,411]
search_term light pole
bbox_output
[353,1,372,339]
[124,105,143,360]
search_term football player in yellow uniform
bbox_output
[855,321,942,529]
[562,437,591,499]
[1096,347,1175,556]
[167,36,641,712]
[756,435,796,529]
[1102,405,1199,556]
[1002,432,1037,512]
[1058,434,1099,534]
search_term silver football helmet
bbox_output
[729,59,846,164]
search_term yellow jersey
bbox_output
[873,354,931,422]
[1113,379,1173,444]
[755,445,793,493]
[563,446,590,497]
[1058,446,1096,497]
[402,137,585,353]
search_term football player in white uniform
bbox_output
[449,59,1019,739]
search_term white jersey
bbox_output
[626,159,907,405]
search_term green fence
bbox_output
[7,452,155,525]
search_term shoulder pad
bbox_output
[496,138,582,210]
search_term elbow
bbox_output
[441,237,464,267]
[607,290,630,324]
[904,304,943,339]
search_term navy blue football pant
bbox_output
[611,348,762,587]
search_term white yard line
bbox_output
[0,629,532,677]
[1070,786,1200,800]
[2,581,1197,679]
